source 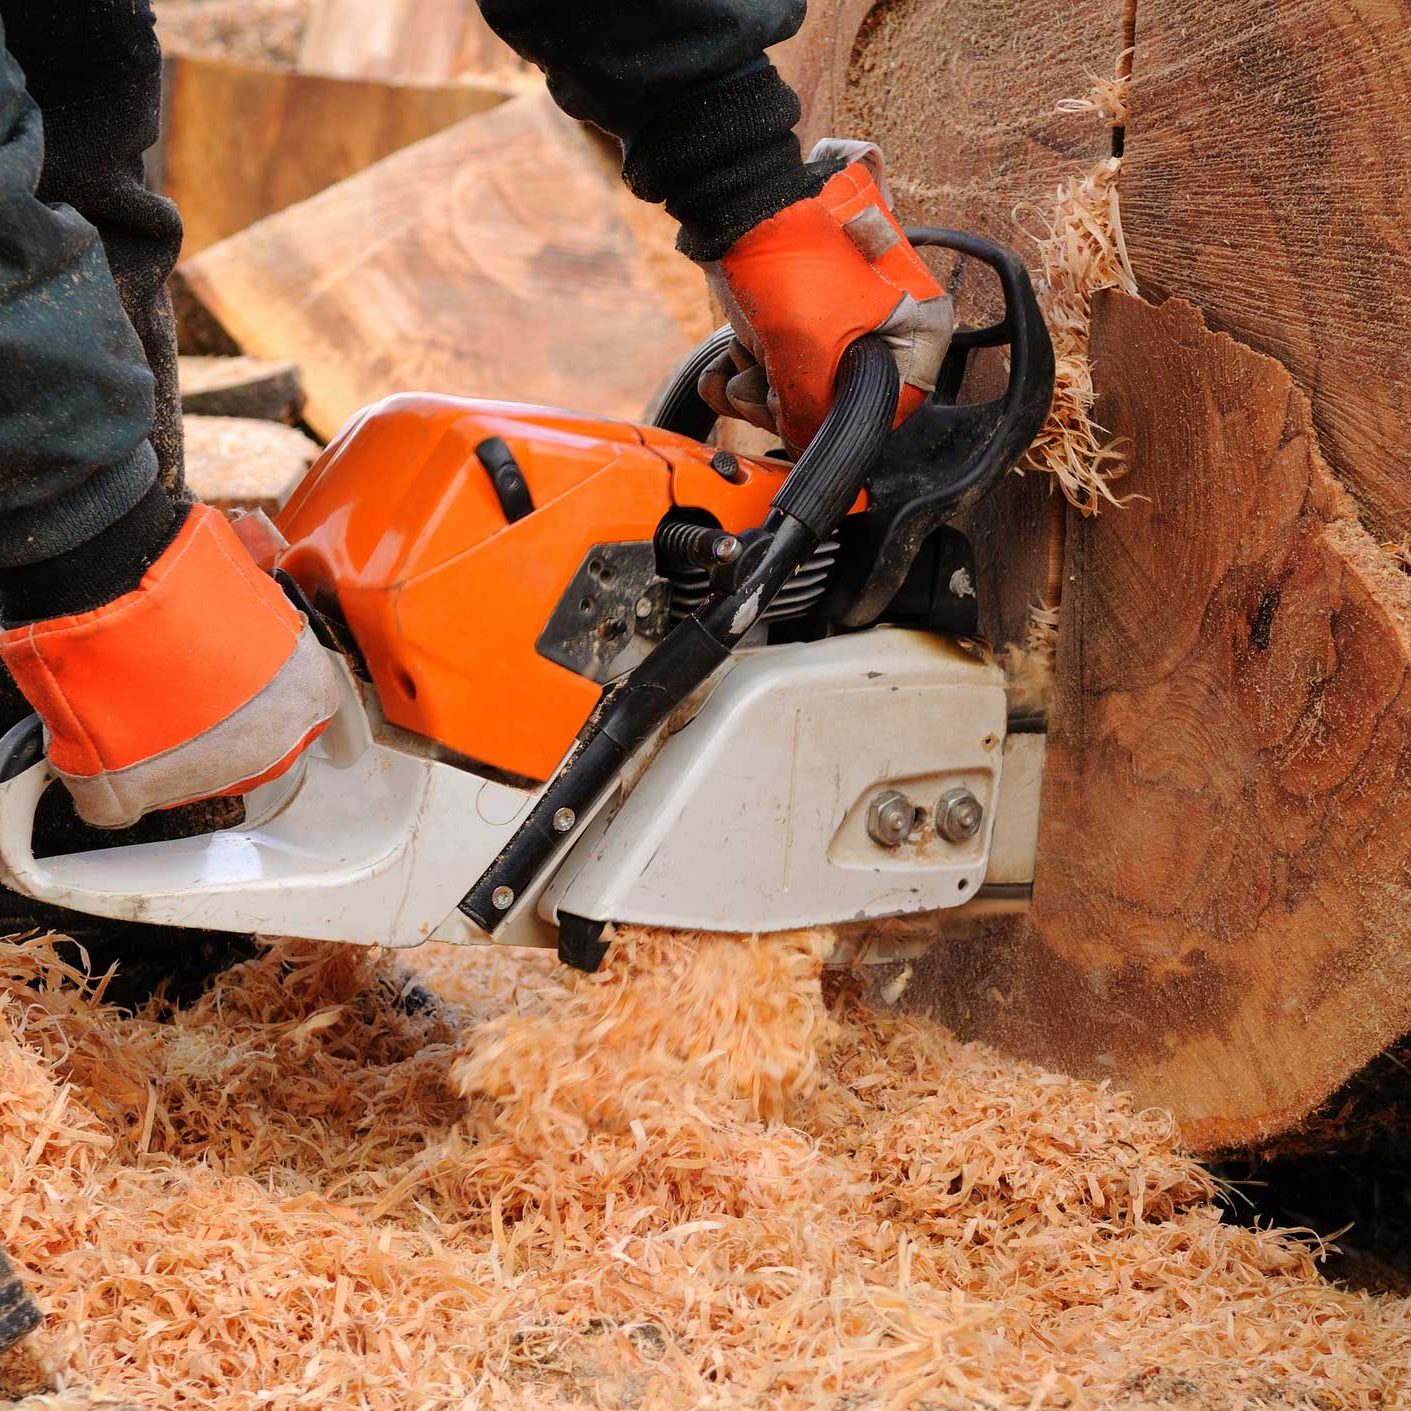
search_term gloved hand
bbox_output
[0,503,338,830]
[698,140,952,453]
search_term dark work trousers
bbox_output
[0,3,183,724]
[0,2,182,573]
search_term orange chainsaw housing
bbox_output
[277,394,855,782]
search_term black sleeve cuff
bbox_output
[621,62,835,262]
[0,478,186,624]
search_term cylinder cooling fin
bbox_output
[666,538,842,625]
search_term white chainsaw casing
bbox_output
[0,630,1020,949]
[542,629,1009,933]
[0,657,551,947]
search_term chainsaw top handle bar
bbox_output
[460,336,899,937]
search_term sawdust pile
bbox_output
[1,928,1408,1409]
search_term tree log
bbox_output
[915,290,1411,1154]
[159,52,505,255]
[183,415,321,512]
[180,356,305,422]
[177,93,709,441]
[1121,0,1411,546]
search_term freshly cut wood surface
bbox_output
[916,291,1411,1154]
[184,415,320,511]
[161,52,504,254]
[179,93,706,441]
[299,0,530,82]
[1121,0,1411,544]
[180,355,305,422]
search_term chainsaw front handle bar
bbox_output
[460,336,899,935]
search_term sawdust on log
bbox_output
[1000,603,1059,714]
[0,928,1407,1409]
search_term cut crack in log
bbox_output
[910,290,1411,1155]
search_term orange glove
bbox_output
[698,145,952,453]
[0,504,338,829]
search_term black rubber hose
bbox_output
[772,340,899,538]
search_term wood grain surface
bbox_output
[1122,0,1411,544]
[183,415,321,512]
[161,52,504,255]
[915,290,1411,1153]
[179,93,703,441]
[299,0,530,82]
[779,0,1124,243]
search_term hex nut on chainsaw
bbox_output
[936,787,983,843]
[867,790,918,848]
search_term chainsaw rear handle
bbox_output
[461,336,899,936]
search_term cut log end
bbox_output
[180,356,306,423]
[912,291,1411,1156]
[183,415,321,513]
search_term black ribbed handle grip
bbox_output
[771,337,898,538]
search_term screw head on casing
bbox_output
[491,885,516,911]
[935,787,983,843]
[553,807,576,834]
[867,789,917,848]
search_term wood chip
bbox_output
[0,927,1404,1409]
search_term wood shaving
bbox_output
[1001,604,1059,713]
[1382,537,1411,572]
[1015,67,1138,514]
[0,926,1406,1409]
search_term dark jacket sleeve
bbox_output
[477,0,829,261]
[0,20,159,568]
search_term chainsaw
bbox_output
[0,229,1054,972]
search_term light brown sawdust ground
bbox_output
[0,929,1407,1410]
